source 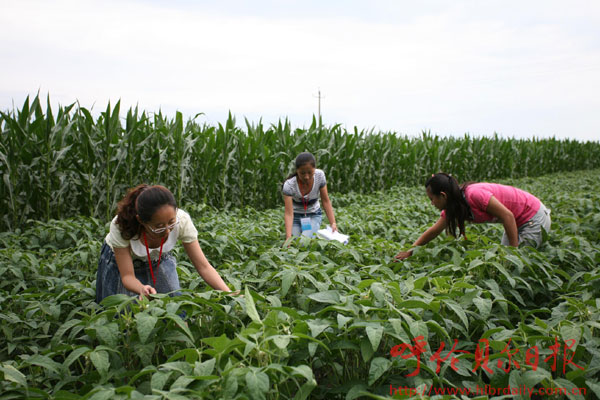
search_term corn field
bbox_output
[1,95,599,231]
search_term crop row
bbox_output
[2,94,600,231]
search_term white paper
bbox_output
[316,225,349,244]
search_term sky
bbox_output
[1,0,599,141]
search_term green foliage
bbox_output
[2,95,600,231]
[0,168,599,398]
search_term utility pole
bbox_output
[313,88,324,131]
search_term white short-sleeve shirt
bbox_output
[282,169,327,214]
[104,208,198,261]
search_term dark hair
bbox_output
[115,184,177,240]
[425,173,472,238]
[284,152,317,182]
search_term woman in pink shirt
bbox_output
[395,173,551,260]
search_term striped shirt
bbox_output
[282,169,327,214]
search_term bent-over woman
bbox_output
[282,152,337,241]
[96,184,232,302]
[396,173,551,260]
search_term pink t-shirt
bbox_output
[441,183,541,227]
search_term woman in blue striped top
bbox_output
[282,152,338,241]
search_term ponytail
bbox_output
[425,173,472,238]
[116,184,177,240]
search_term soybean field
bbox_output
[1,169,599,399]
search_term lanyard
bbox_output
[143,231,165,287]
[300,183,309,215]
[302,195,308,213]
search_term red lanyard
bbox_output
[300,189,309,214]
[143,232,164,287]
[300,181,310,212]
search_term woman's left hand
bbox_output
[394,250,413,261]
[331,222,338,232]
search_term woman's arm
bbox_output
[485,195,518,246]
[114,246,157,298]
[283,195,294,240]
[395,216,447,260]
[183,240,231,291]
[320,185,337,232]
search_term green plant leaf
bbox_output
[307,290,341,304]
[194,358,216,376]
[63,346,91,369]
[307,319,331,338]
[366,326,383,352]
[245,286,262,323]
[26,354,63,375]
[0,364,27,386]
[135,312,158,344]
[89,350,109,377]
[368,357,391,386]
[245,369,269,400]
[473,297,492,320]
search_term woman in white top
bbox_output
[96,184,231,302]
[281,152,337,241]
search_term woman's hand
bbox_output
[319,185,337,233]
[394,250,413,261]
[183,240,232,292]
[282,236,293,248]
[395,217,447,262]
[139,284,157,300]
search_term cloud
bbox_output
[1,0,598,140]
